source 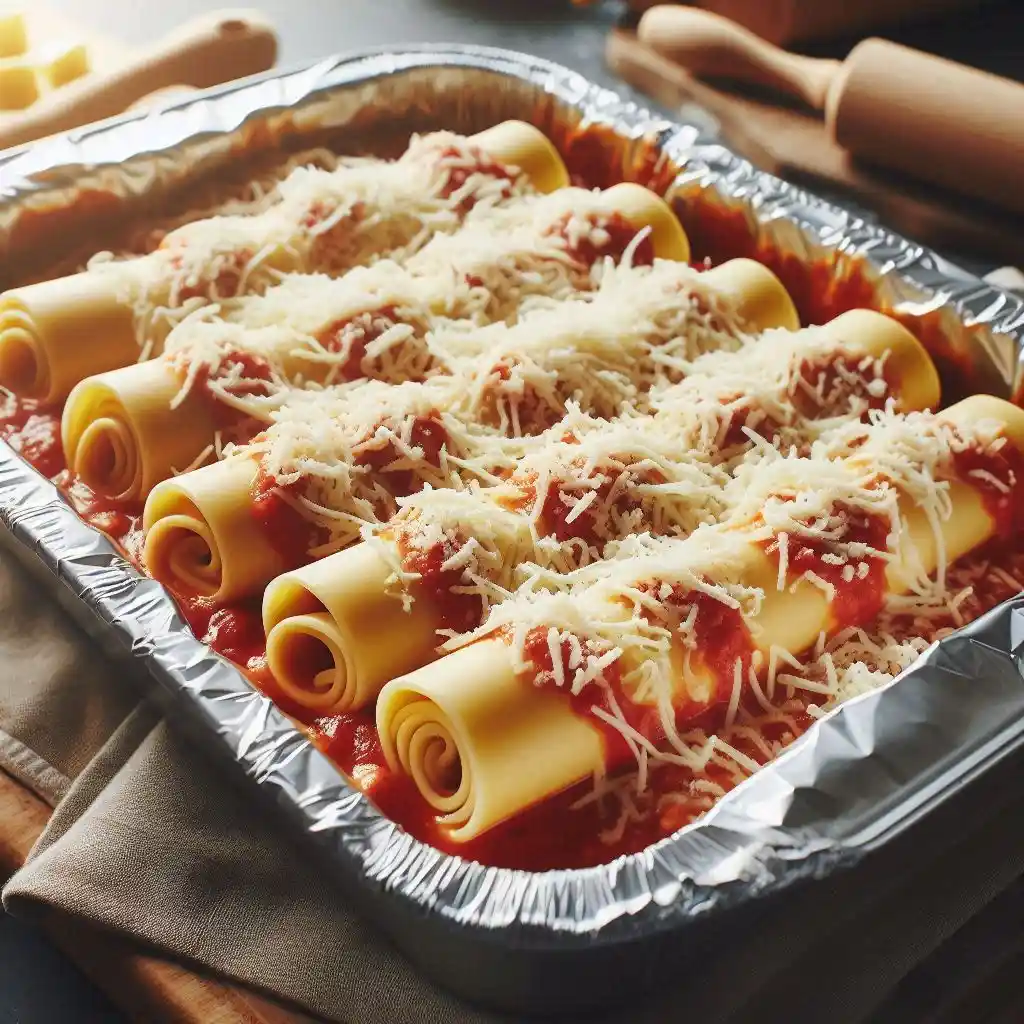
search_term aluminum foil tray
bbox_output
[2,45,1024,1018]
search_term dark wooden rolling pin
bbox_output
[638,6,1024,215]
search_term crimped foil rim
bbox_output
[0,46,1023,942]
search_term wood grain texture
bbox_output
[0,768,316,1024]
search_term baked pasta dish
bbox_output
[2,121,1022,869]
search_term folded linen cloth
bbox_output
[1,546,1022,1024]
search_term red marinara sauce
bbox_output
[762,503,891,633]
[249,466,323,571]
[166,246,254,303]
[316,305,401,380]
[354,415,449,496]
[180,348,276,429]
[391,529,480,635]
[549,211,656,269]
[0,395,64,480]
[952,435,1024,541]
[434,145,517,211]
[516,589,756,771]
[503,459,668,547]
[794,351,892,419]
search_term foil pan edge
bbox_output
[0,46,1023,944]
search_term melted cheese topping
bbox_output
[361,412,731,623]
[438,403,1004,800]
[496,412,729,543]
[237,378,515,555]
[650,322,891,458]
[370,487,585,620]
[811,404,1001,606]
[438,260,753,434]
[404,186,653,321]
[85,132,535,357]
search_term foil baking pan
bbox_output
[2,46,1024,1018]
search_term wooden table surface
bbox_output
[2,2,1023,1022]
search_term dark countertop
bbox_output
[2,2,1023,1022]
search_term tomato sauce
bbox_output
[434,145,517,211]
[794,351,891,418]
[300,198,366,269]
[61,475,146,562]
[353,414,448,498]
[513,585,756,774]
[174,348,276,433]
[0,395,64,480]
[167,246,254,303]
[952,438,1024,540]
[249,468,323,571]
[550,211,656,269]
[317,305,401,380]
[763,504,891,633]
[717,401,781,451]
[392,531,480,635]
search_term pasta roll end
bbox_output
[600,183,691,263]
[470,120,569,194]
[266,611,357,713]
[702,258,800,333]
[0,302,46,397]
[144,457,282,603]
[378,638,604,843]
[824,308,940,413]
[0,274,138,403]
[945,394,1024,451]
[263,543,444,713]
[63,360,220,501]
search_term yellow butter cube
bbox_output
[0,12,26,59]
[0,58,37,109]
[38,41,89,88]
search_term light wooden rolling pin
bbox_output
[638,6,1024,216]
[620,0,984,46]
[0,9,277,152]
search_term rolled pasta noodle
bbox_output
[62,296,441,502]
[62,358,223,500]
[142,378,483,603]
[378,637,605,839]
[63,320,342,501]
[591,182,691,264]
[406,182,692,321]
[652,307,940,451]
[377,396,1024,840]
[262,432,728,712]
[142,455,287,602]
[264,542,454,713]
[0,273,139,404]
[0,121,566,402]
[262,310,934,712]
[695,257,799,335]
[62,184,695,502]
[445,258,796,432]
[470,120,568,195]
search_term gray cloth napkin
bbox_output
[0,546,1021,1024]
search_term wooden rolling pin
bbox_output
[0,9,277,152]
[638,6,1024,215]
[621,1,984,46]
